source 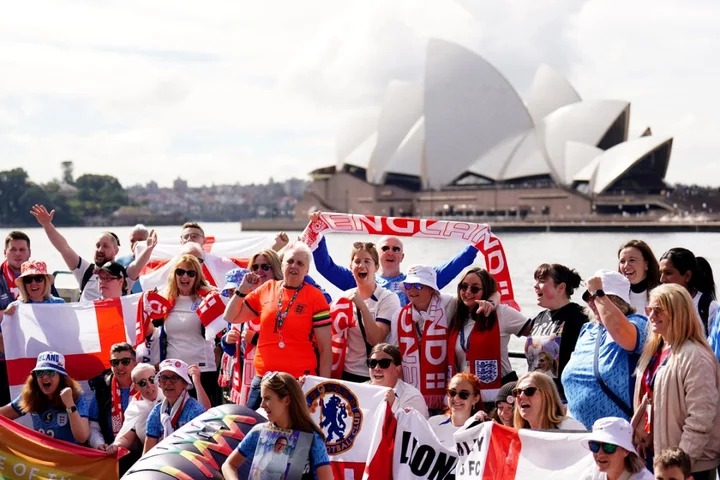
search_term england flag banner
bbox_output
[137,234,273,290]
[454,421,594,479]
[302,376,389,480]
[393,409,458,480]
[3,296,139,404]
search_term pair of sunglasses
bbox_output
[251,263,271,272]
[22,275,46,285]
[109,358,133,367]
[446,389,472,400]
[588,441,618,454]
[175,268,197,278]
[367,358,394,369]
[135,377,155,388]
[512,386,538,398]
[380,245,402,253]
[34,370,57,378]
[459,283,482,294]
[353,242,376,249]
[404,282,424,291]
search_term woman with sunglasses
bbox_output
[447,267,528,407]
[366,343,429,417]
[428,373,482,447]
[103,363,164,463]
[618,240,660,313]
[0,351,89,444]
[1,260,64,319]
[144,358,207,453]
[340,242,400,382]
[580,417,653,480]
[513,371,585,431]
[633,284,720,478]
[146,254,221,406]
[222,372,332,480]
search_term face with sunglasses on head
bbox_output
[367,352,401,389]
[445,376,480,425]
[109,351,137,387]
[377,236,405,277]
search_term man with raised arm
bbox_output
[30,204,158,302]
[308,212,479,306]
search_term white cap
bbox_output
[33,351,68,376]
[404,265,439,292]
[157,358,193,390]
[582,269,631,304]
[582,417,637,455]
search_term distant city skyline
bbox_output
[1,0,719,188]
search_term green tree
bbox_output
[0,168,30,225]
[74,174,129,217]
[61,160,75,185]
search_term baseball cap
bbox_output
[582,417,638,456]
[404,265,439,292]
[222,267,249,296]
[582,269,631,304]
[95,261,128,279]
[33,351,68,376]
[157,358,194,390]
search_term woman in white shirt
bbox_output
[367,343,428,418]
[342,242,400,383]
[618,240,660,313]
[428,373,482,447]
[447,267,530,405]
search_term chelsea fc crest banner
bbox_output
[302,376,389,480]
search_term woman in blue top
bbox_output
[3,260,65,315]
[0,351,89,444]
[561,270,649,430]
[222,372,332,480]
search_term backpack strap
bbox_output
[80,263,95,293]
[594,327,633,418]
[698,292,712,336]
[355,306,373,360]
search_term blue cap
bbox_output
[222,268,249,297]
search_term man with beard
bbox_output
[30,204,157,302]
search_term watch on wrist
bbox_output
[66,405,78,415]
[594,289,606,298]
[234,289,247,298]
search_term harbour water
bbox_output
[9,223,720,372]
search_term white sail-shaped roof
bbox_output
[336,110,380,170]
[567,142,604,182]
[526,64,582,123]
[383,117,426,181]
[423,39,533,190]
[342,132,377,170]
[465,130,526,181]
[500,131,551,181]
[366,81,424,184]
[591,135,672,194]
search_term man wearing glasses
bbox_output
[87,343,138,454]
[309,213,479,306]
[179,222,206,246]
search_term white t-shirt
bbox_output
[580,466,653,480]
[427,414,460,447]
[693,291,719,334]
[557,417,587,431]
[344,285,401,376]
[164,295,216,372]
[628,289,648,313]
[388,293,457,346]
[453,304,529,402]
[392,379,429,418]
[74,257,136,302]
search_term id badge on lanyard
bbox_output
[645,401,652,434]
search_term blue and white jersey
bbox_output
[11,392,89,444]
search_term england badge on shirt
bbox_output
[57,413,68,426]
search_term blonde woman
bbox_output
[513,371,585,431]
[634,284,720,478]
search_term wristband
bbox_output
[234,290,247,298]
[66,405,78,415]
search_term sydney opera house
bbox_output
[300,39,673,220]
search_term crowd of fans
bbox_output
[0,205,719,479]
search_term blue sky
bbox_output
[1,0,718,187]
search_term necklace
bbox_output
[274,282,304,348]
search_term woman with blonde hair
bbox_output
[633,283,720,478]
[534,351,558,378]
[222,372,332,480]
[2,261,64,316]
[148,254,220,405]
[513,371,585,431]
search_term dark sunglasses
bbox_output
[251,263,272,272]
[380,245,402,253]
[459,283,482,294]
[403,282,424,291]
[134,377,155,388]
[109,358,134,367]
[512,386,538,398]
[588,441,618,454]
[446,389,472,400]
[175,268,198,278]
[34,370,57,378]
[367,358,394,369]
[22,275,46,285]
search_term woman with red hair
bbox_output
[427,372,483,447]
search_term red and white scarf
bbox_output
[230,315,262,405]
[160,389,189,438]
[328,297,356,379]
[110,376,139,437]
[397,295,449,409]
[1,260,19,300]
[447,315,502,389]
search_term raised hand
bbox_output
[383,388,396,406]
[271,232,290,252]
[348,290,364,308]
[308,211,321,223]
[238,272,261,294]
[226,328,241,345]
[60,387,75,409]
[475,299,496,316]
[586,276,603,295]
[145,229,158,250]
[187,364,202,384]
[30,204,55,227]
